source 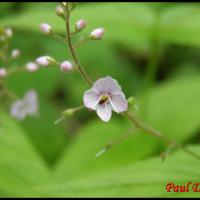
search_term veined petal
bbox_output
[96,103,112,122]
[110,93,128,113]
[83,89,99,110]
[92,76,122,94]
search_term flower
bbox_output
[0,68,7,77]
[75,19,87,31]
[90,28,105,40]
[36,56,55,67]
[83,76,128,122]
[10,90,39,120]
[60,60,73,72]
[11,49,21,59]
[40,23,53,34]
[26,62,39,72]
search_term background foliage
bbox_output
[0,2,200,197]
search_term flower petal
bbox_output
[83,89,99,110]
[24,90,38,115]
[96,103,112,122]
[92,76,122,95]
[10,100,27,120]
[109,93,128,113]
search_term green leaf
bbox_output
[144,77,200,143]
[0,112,50,197]
[54,119,158,182]
[36,145,200,197]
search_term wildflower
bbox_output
[10,90,39,120]
[36,56,55,67]
[0,68,7,77]
[11,49,21,59]
[75,19,87,31]
[26,62,39,72]
[83,76,128,122]
[40,23,53,35]
[90,28,105,40]
[60,60,73,72]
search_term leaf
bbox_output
[54,119,158,182]
[144,77,200,143]
[0,112,50,197]
[36,145,200,197]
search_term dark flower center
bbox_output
[99,94,109,105]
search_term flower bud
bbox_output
[60,61,73,72]
[5,28,13,38]
[11,49,21,59]
[0,68,7,77]
[75,19,87,31]
[63,108,75,116]
[36,56,55,67]
[55,5,65,18]
[40,23,53,35]
[90,28,105,40]
[26,62,39,72]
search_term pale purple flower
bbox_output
[75,19,87,31]
[26,62,39,72]
[90,28,105,40]
[83,76,128,122]
[10,90,39,121]
[0,68,7,77]
[40,23,53,34]
[11,49,21,59]
[60,60,73,72]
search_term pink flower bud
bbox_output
[75,19,87,31]
[0,68,7,77]
[40,23,53,34]
[60,61,73,72]
[36,56,55,67]
[26,62,39,72]
[11,49,21,59]
[90,28,105,40]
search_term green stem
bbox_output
[73,37,90,49]
[65,5,93,86]
[124,111,200,160]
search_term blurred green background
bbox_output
[0,2,200,197]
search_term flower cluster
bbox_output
[37,2,127,122]
[0,27,40,120]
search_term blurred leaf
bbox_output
[37,145,200,197]
[144,77,200,143]
[54,119,158,182]
[0,112,50,197]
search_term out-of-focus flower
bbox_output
[75,19,87,31]
[5,28,13,38]
[90,28,105,40]
[0,68,7,77]
[10,90,39,120]
[83,76,128,122]
[36,56,55,67]
[11,49,21,59]
[60,60,73,72]
[40,23,53,34]
[26,62,39,72]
